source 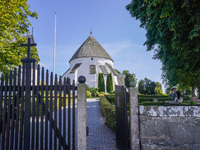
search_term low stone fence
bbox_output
[139,106,200,150]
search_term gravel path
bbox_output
[87,98,117,150]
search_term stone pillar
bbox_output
[129,81,140,150]
[77,76,87,150]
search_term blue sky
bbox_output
[28,0,164,91]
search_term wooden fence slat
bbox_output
[36,64,40,149]
[15,65,21,149]
[0,74,4,138]
[19,65,25,150]
[72,80,76,150]
[10,68,17,149]
[6,71,13,149]
[40,67,44,150]
[54,74,58,150]
[45,70,49,149]
[1,73,8,150]
[31,62,36,150]
[49,72,53,150]
[59,76,62,149]
[63,78,66,146]
[68,79,71,149]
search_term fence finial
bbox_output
[130,81,136,87]
[78,76,86,83]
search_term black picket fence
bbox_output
[0,38,76,150]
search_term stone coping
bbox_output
[139,106,200,117]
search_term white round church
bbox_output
[62,33,124,91]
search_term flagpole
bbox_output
[53,12,56,83]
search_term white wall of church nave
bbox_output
[65,58,118,88]
[70,57,114,68]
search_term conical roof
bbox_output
[69,34,113,62]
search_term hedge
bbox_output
[99,96,115,130]
[104,94,115,105]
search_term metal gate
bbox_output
[0,38,76,150]
[115,85,129,150]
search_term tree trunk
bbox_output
[192,86,196,97]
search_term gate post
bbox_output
[129,81,140,150]
[77,76,87,150]
[21,38,37,150]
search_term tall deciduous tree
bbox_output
[126,0,200,97]
[0,0,39,74]
[138,79,145,94]
[122,70,137,88]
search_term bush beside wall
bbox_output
[99,96,115,130]
[98,73,105,92]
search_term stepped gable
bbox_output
[69,34,113,62]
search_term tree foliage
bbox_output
[122,70,137,88]
[106,73,113,93]
[126,0,200,96]
[138,79,145,94]
[98,73,105,92]
[138,78,161,95]
[0,0,39,74]
[155,82,163,95]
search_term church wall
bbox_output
[69,58,114,87]
[62,57,119,91]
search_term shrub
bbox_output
[98,73,105,92]
[109,91,115,94]
[106,73,113,93]
[105,94,115,105]
[100,96,115,130]
[86,90,91,98]
[87,87,99,97]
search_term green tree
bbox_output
[155,82,163,95]
[122,70,137,88]
[98,73,105,92]
[106,73,113,93]
[126,0,200,96]
[0,0,39,74]
[138,79,145,94]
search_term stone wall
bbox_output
[139,106,200,150]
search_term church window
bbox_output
[90,65,96,74]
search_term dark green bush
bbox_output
[181,100,197,105]
[100,96,115,130]
[141,101,165,106]
[105,94,115,105]
[106,73,113,93]
[109,91,115,94]
[98,73,105,92]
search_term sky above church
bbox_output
[28,0,165,91]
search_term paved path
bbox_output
[87,98,118,150]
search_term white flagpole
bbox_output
[53,12,56,83]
